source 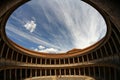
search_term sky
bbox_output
[5,0,107,53]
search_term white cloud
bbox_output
[24,20,36,32]
[39,48,59,53]
[38,45,45,49]
[34,45,59,53]
[34,48,38,51]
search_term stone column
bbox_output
[11,50,14,61]
[35,69,37,77]
[5,48,9,59]
[25,69,27,79]
[4,70,6,80]
[0,43,5,57]
[20,69,22,80]
[10,69,11,80]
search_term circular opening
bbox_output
[5,0,107,54]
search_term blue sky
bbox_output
[5,0,107,53]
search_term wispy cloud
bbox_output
[6,0,107,53]
[28,0,107,49]
[6,22,61,49]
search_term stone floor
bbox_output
[24,75,95,80]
